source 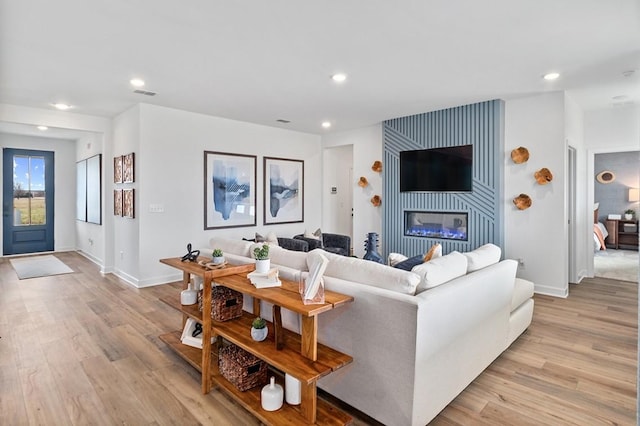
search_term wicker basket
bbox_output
[198,286,243,322]
[219,344,268,391]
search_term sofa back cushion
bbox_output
[411,251,468,293]
[307,249,420,295]
[463,243,501,273]
[269,245,309,272]
[209,237,253,257]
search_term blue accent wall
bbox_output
[383,100,505,257]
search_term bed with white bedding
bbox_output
[593,205,608,251]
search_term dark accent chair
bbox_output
[277,237,309,252]
[294,233,351,257]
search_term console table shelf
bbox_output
[605,219,639,250]
[158,257,354,425]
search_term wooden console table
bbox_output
[158,257,354,425]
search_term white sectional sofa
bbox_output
[204,238,534,426]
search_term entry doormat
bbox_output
[10,255,74,279]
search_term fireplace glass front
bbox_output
[404,211,468,241]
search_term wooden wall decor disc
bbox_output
[371,195,381,206]
[534,167,553,185]
[358,176,368,187]
[596,170,615,184]
[371,160,382,173]
[513,193,532,210]
[510,147,530,164]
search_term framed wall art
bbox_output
[204,151,256,230]
[114,155,123,183]
[114,189,123,216]
[123,188,135,219]
[263,157,303,225]
[123,152,135,183]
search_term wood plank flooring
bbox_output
[0,252,636,425]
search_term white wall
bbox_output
[111,105,141,283]
[321,125,383,257]
[565,95,588,283]
[115,104,322,287]
[504,92,568,297]
[0,133,77,253]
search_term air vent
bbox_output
[276,119,290,123]
[133,89,157,96]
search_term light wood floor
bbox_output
[0,252,636,425]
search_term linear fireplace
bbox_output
[404,211,468,241]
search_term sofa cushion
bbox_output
[209,237,253,257]
[411,251,468,293]
[269,245,309,272]
[308,249,420,295]
[463,243,501,273]
[511,277,534,311]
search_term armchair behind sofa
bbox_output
[294,233,351,256]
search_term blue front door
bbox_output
[3,148,55,255]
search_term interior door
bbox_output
[3,148,55,255]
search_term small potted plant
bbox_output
[251,317,268,341]
[253,244,270,273]
[212,248,224,265]
[625,209,635,221]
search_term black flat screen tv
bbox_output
[400,144,473,192]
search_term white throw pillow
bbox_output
[411,251,468,293]
[269,245,308,272]
[463,243,501,273]
[304,228,322,240]
[388,252,408,267]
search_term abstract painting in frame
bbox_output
[114,155,123,183]
[263,157,303,225]
[114,189,123,216]
[123,188,135,219]
[204,151,256,230]
[123,152,135,183]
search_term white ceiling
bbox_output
[1,0,639,136]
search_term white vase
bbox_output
[251,326,268,341]
[255,258,270,273]
[261,377,283,411]
[180,282,197,305]
[212,256,225,265]
[625,214,633,221]
[285,373,301,405]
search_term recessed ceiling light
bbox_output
[331,73,347,83]
[612,95,629,101]
[37,125,48,131]
[543,72,560,81]
[321,121,332,128]
[51,103,72,110]
[130,78,145,87]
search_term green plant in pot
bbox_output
[212,248,224,264]
[253,244,270,273]
[625,209,635,220]
[251,317,268,341]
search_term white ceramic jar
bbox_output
[180,282,197,305]
[261,377,283,411]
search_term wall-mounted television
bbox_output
[400,144,473,192]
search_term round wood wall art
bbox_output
[510,147,530,164]
[534,167,553,185]
[513,194,532,210]
[358,176,369,187]
[371,195,382,207]
[371,160,382,173]
[596,170,615,184]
